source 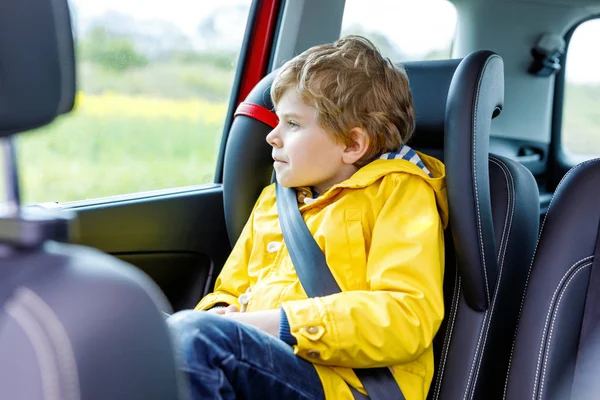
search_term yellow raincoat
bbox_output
[196,151,448,400]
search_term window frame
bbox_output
[549,13,600,189]
[214,0,283,184]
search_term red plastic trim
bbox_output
[235,102,279,128]
[236,0,280,103]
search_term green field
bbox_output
[16,93,227,204]
[13,51,236,204]
[563,83,600,155]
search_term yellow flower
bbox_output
[77,91,227,122]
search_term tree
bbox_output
[424,47,453,61]
[79,27,149,71]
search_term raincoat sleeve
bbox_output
[282,175,445,368]
[194,199,257,311]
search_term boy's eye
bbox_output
[287,121,299,129]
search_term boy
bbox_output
[167,35,448,400]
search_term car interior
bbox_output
[0,0,599,399]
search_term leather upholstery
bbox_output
[0,0,75,136]
[432,51,539,400]
[432,155,540,400]
[405,59,460,161]
[222,51,540,400]
[223,74,277,246]
[445,52,504,311]
[504,159,600,400]
[0,244,184,400]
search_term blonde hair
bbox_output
[271,35,415,167]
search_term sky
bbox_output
[342,0,457,56]
[69,0,600,84]
[564,19,600,84]
[70,0,243,38]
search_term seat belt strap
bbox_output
[571,216,600,399]
[234,102,279,129]
[276,181,405,400]
[275,180,341,297]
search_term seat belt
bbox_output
[276,181,405,400]
[570,216,600,399]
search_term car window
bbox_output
[341,0,457,61]
[562,18,600,160]
[17,0,252,204]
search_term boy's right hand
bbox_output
[208,305,240,315]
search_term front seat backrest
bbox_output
[0,1,183,399]
[504,159,600,400]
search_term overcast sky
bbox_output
[69,0,600,84]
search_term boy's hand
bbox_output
[207,305,240,315]
[223,309,280,337]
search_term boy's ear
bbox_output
[342,128,369,165]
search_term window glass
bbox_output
[341,0,457,61]
[562,19,600,159]
[17,0,252,204]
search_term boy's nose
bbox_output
[266,127,282,148]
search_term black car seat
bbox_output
[0,1,183,399]
[430,51,539,400]
[221,51,539,400]
[504,158,600,400]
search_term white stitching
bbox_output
[531,256,593,399]
[503,158,600,400]
[539,262,592,399]
[469,157,515,399]
[461,53,504,398]
[489,157,514,269]
[5,295,60,400]
[18,288,80,400]
[472,54,502,305]
[463,157,515,400]
[463,312,490,400]
[432,266,461,400]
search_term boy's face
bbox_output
[267,89,351,194]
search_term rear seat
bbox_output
[222,51,539,400]
[422,52,539,400]
[504,158,600,400]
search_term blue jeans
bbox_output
[166,310,326,400]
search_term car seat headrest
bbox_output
[0,0,77,248]
[0,0,76,136]
[445,50,505,310]
[402,59,461,158]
